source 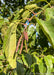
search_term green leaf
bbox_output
[44,55,53,75]
[3,20,19,68]
[39,59,46,75]
[44,8,54,21]
[28,26,35,36]
[22,10,30,19]
[33,0,47,3]
[31,33,36,46]
[24,53,32,67]
[0,61,2,66]
[27,0,47,4]
[33,54,40,64]
[0,16,9,28]
[25,4,38,9]
[52,56,54,63]
[13,11,20,20]
[0,19,4,28]
[22,54,28,67]
[36,8,54,48]
[0,61,3,70]
[50,0,54,5]
[36,23,39,34]
[51,68,54,73]
[19,8,24,13]
[17,59,25,75]
[0,16,3,19]
[0,55,5,60]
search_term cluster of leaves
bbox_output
[0,0,30,17]
[0,0,54,75]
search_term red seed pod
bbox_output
[24,31,26,39]
[19,39,23,54]
[16,35,22,52]
[24,31,28,41]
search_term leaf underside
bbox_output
[36,8,54,48]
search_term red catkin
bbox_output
[19,39,23,54]
[16,35,22,52]
[23,31,28,41]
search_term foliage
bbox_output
[0,0,54,75]
[0,0,30,17]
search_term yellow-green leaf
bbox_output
[3,20,19,68]
[25,4,38,9]
[22,10,30,19]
